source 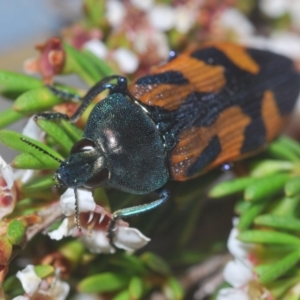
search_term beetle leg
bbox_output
[46,85,83,102]
[34,75,128,122]
[107,188,170,246]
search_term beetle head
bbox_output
[54,138,109,189]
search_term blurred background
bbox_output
[0,0,82,161]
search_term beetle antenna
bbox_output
[74,189,82,231]
[20,137,63,163]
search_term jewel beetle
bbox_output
[27,42,300,240]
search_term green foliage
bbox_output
[211,135,300,297]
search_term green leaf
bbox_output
[84,0,106,26]
[0,70,42,96]
[12,153,58,169]
[140,252,170,275]
[112,290,130,300]
[14,87,62,113]
[78,273,129,293]
[0,108,23,128]
[61,120,83,142]
[7,220,26,245]
[267,140,299,162]
[250,160,294,177]
[238,230,300,245]
[36,119,74,153]
[254,215,300,232]
[59,240,85,269]
[34,265,55,279]
[244,173,290,202]
[285,176,300,197]
[83,49,114,77]
[129,277,144,300]
[255,250,300,284]
[209,176,258,198]
[64,43,101,85]
[235,200,251,214]
[238,201,268,230]
[267,278,300,299]
[21,174,54,192]
[163,277,184,300]
[269,195,300,217]
[0,130,62,168]
[110,253,148,275]
[278,136,300,157]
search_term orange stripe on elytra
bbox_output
[171,106,251,180]
[261,90,288,141]
[129,54,226,110]
[199,42,260,75]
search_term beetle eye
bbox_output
[70,138,96,154]
[84,168,109,188]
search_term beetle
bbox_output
[24,42,300,243]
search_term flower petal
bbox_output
[148,5,176,31]
[12,296,29,300]
[113,226,150,252]
[80,230,115,254]
[217,287,250,300]
[46,277,70,300]
[227,218,254,262]
[175,7,196,34]
[223,259,253,288]
[22,117,44,141]
[259,0,287,18]
[0,155,16,219]
[106,0,126,28]
[48,218,72,240]
[113,48,139,74]
[83,39,108,59]
[0,156,14,189]
[130,0,153,11]
[60,189,96,216]
[218,8,254,39]
[16,265,42,296]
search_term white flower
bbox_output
[259,0,300,29]
[218,8,255,39]
[0,155,16,220]
[14,116,44,184]
[113,48,139,74]
[148,5,176,32]
[48,189,150,253]
[106,0,126,28]
[133,29,169,60]
[14,265,69,300]
[223,259,253,288]
[80,225,150,254]
[174,6,196,34]
[16,265,42,297]
[113,226,150,252]
[60,188,96,216]
[22,117,44,141]
[217,288,250,300]
[242,32,300,60]
[130,0,153,11]
[227,218,254,262]
[83,39,108,59]
[259,0,288,18]
[217,218,271,300]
